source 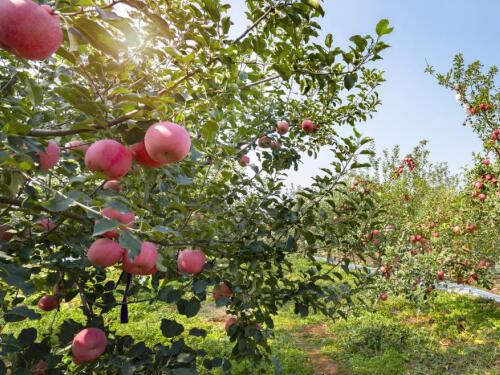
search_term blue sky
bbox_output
[228,0,500,187]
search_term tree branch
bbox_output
[233,6,275,43]
[0,196,87,221]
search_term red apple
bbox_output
[31,360,48,375]
[478,193,486,202]
[36,218,56,232]
[484,174,493,181]
[38,140,60,171]
[224,316,237,333]
[276,120,289,135]
[372,229,380,237]
[239,155,250,167]
[437,271,445,281]
[144,121,191,164]
[102,180,121,192]
[465,223,476,233]
[71,328,107,364]
[378,292,388,301]
[301,119,315,133]
[123,241,158,275]
[101,207,135,238]
[0,0,62,60]
[270,139,281,150]
[37,294,58,311]
[87,238,124,267]
[212,282,232,301]
[482,159,491,166]
[0,224,13,241]
[129,141,166,168]
[473,181,484,190]
[257,136,272,148]
[177,249,206,274]
[85,140,132,179]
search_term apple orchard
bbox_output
[0,0,498,374]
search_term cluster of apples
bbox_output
[394,156,415,177]
[467,102,493,116]
[239,119,319,166]
[0,0,62,61]
[489,128,499,143]
[470,159,498,202]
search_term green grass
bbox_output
[3,260,499,374]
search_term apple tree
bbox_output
[0,0,393,373]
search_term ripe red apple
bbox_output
[372,229,380,237]
[301,119,315,133]
[102,180,121,192]
[437,271,445,281]
[378,292,388,301]
[85,140,133,179]
[224,316,237,333]
[478,193,486,202]
[0,224,13,241]
[37,294,58,311]
[65,140,89,153]
[71,328,107,364]
[123,241,158,275]
[87,238,124,267]
[0,0,62,60]
[129,141,165,168]
[31,360,48,375]
[484,174,493,181]
[473,181,484,190]
[276,120,289,135]
[482,159,491,166]
[239,155,250,167]
[212,282,233,301]
[465,223,476,233]
[36,218,56,232]
[144,121,191,164]
[177,249,206,274]
[38,140,60,171]
[257,136,272,148]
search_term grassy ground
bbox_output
[3,262,499,374]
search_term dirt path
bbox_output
[292,323,342,375]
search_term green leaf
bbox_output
[344,73,357,90]
[325,33,333,48]
[177,298,200,317]
[73,17,126,59]
[161,319,184,338]
[375,19,394,36]
[200,120,218,143]
[189,328,207,337]
[4,306,40,322]
[173,369,196,375]
[118,231,142,258]
[18,328,37,347]
[93,218,120,236]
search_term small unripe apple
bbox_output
[239,155,250,167]
[129,141,166,168]
[177,249,206,274]
[65,140,89,153]
[301,119,315,133]
[144,121,191,164]
[378,292,388,301]
[212,282,233,301]
[85,140,132,179]
[36,218,56,232]
[225,316,237,333]
[87,238,124,267]
[38,140,60,171]
[31,360,48,375]
[437,271,445,281]
[276,120,289,135]
[123,241,158,275]
[0,0,63,60]
[465,223,476,233]
[432,232,440,238]
[71,328,107,364]
[0,224,13,241]
[103,180,121,192]
[452,226,461,234]
[37,294,58,311]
